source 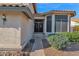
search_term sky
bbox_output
[36,3,79,18]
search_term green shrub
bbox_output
[58,32,79,42]
[48,34,69,50]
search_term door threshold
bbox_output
[34,32,45,34]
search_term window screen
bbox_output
[46,16,52,32]
[55,15,68,32]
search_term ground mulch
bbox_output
[44,47,79,56]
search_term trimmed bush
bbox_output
[48,34,69,50]
[58,32,79,42]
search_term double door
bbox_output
[34,20,43,32]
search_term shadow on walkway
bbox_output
[22,39,50,56]
[63,43,79,51]
[42,39,51,49]
[22,39,35,56]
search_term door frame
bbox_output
[34,20,44,33]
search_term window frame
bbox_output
[55,14,68,32]
[46,15,52,33]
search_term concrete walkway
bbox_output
[30,38,45,56]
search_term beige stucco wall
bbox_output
[0,3,34,50]
[20,13,34,49]
[0,11,34,50]
[0,11,21,49]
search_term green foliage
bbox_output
[48,32,79,50]
[58,32,79,42]
[48,34,69,50]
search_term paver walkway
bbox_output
[30,38,45,56]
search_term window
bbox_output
[55,15,68,32]
[46,16,52,32]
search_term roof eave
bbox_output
[0,6,34,20]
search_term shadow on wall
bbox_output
[0,11,24,30]
[0,20,20,30]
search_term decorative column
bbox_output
[52,15,55,33]
[67,15,70,32]
[43,16,47,34]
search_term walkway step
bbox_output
[30,33,48,56]
[30,49,45,56]
[32,33,47,39]
[30,39,45,56]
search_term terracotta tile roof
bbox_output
[0,3,36,14]
[71,18,79,23]
[0,3,27,7]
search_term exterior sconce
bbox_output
[2,14,6,25]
